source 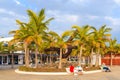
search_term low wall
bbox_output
[101,54,120,65]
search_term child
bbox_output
[75,65,83,75]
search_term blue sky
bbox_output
[0,0,120,43]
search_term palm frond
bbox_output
[44,18,54,25]
[27,9,38,26]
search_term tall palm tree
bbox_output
[46,31,60,65]
[8,44,16,68]
[25,9,54,68]
[57,37,67,69]
[56,31,72,69]
[91,25,111,66]
[9,21,31,67]
[108,38,117,66]
[10,9,54,68]
[86,35,97,66]
[72,25,92,66]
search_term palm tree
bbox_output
[46,31,60,65]
[55,30,73,69]
[9,22,31,67]
[108,38,117,66]
[8,44,15,68]
[91,25,111,67]
[85,35,97,66]
[57,36,67,69]
[25,9,54,68]
[9,9,53,68]
[71,25,92,66]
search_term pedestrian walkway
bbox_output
[0,64,23,69]
[0,66,120,80]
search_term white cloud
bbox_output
[0,8,17,17]
[14,0,21,5]
[56,15,79,23]
[105,16,120,32]
[113,0,120,5]
[70,0,88,3]
[0,17,15,26]
[105,16,120,26]
[87,15,99,20]
[46,10,79,23]
[0,8,14,15]
[0,8,27,20]
[69,0,89,5]
[70,0,84,3]
[0,8,27,32]
[0,8,7,13]
[14,0,26,8]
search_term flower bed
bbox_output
[19,66,101,72]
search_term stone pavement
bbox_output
[0,66,120,80]
[0,64,23,69]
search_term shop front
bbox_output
[0,54,24,65]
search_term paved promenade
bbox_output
[0,66,120,80]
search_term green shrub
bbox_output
[19,65,101,72]
[19,66,36,72]
[18,66,66,72]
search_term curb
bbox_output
[15,69,102,75]
[83,70,102,74]
[15,69,68,75]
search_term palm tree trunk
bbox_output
[95,49,100,67]
[35,47,38,68]
[78,46,82,66]
[24,43,29,67]
[50,52,52,65]
[11,52,14,69]
[58,48,62,69]
[40,53,43,65]
[46,55,48,64]
[87,56,90,66]
[110,52,113,66]
[90,48,93,67]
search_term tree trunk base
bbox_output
[62,59,67,63]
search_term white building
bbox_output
[0,37,24,65]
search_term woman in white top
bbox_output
[74,66,83,75]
